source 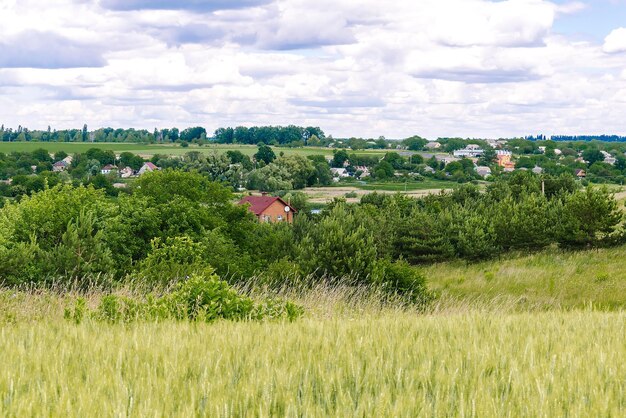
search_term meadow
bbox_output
[425,245,626,310]
[2,246,626,416]
[0,141,395,158]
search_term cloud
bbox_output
[289,96,385,108]
[0,31,106,69]
[603,27,626,53]
[1,0,626,138]
[99,0,272,12]
[412,68,542,84]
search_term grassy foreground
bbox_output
[1,312,625,416]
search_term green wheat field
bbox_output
[2,247,626,416]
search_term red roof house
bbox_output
[238,196,296,223]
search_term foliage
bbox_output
[85,272,304,323]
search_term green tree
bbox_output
[254,144,276,165]
[582,149,604,166]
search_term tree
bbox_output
[373,161,395,179]
[331,149,349,168]
[119,152,144,171]
[226,150,253,170]
[54,151,68,161]
[582,149,604,166]
[557,186,622,247]
[275,156,316,189]
[403,136,428,151]
[180,127,207,143]
[254,144,276,165]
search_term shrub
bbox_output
[75,272,304,323]
[372,259,432,304]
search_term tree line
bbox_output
[1,169,623,304]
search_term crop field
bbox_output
[0,310,624,416]
[0,142,394,158]
[2,245,626,416]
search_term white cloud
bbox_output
[0,0,625,138]
[603,27,626,53]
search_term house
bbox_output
[62,156,73,165]
[101,164,117,175]
[138,162,159,175]
[496,150,515,169]
[331,168,350,181]
[532,166,543,175]
[119,166,134,178]
[422,166,436,174]
[238,195,296,223]
[354,166,370,178]
[475,166,492,178]
[52,161,68,172]
[601,151,616,165]
[436,155,459,165]
[575,169,586,178]
[538,146,546,154]
[424,141,441,150]
[554,149,562,156]
[453,144,484,158]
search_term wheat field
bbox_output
[1,310,625,417]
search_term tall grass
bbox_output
[425,245,626,310]
[1,311,625,416]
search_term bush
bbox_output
[372,259,431,304]
[75,272,304,323]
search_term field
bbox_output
[0,141,401,158]
[303,181,455,203]
[425,245,626,310]
[2,246,626,416]
[1,311,625,416]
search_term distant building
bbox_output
[424,142,442,150]
[453,144,484,158]
[119,166,134,178]
[138,162,159,175]
[475,166,492,178]
[436,155,459,165]
[354,166,370,178]
[496,150,515,169]
[601,151,616,165]
[238,196,296,223]
[331,168,350,181]
[575,169,586,178]
[532,166,543,175]
[101,164,117,175]
[52,161,68,172]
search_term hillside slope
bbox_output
[424,245,626,311]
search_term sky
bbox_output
[1,0,626,139]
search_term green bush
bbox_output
[74,272,304,323]
[372,259,432,304]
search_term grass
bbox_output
[3,246,626,415]
[425,245,626,310]
[0,142,391,158]
[0,311,625,416]
[352,179,461,191]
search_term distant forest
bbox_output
[0,124,326,146]
[528,135,626,142]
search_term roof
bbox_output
[142,162,158,170]
[102,164,116,170]
[53,161,68,167]
[238,196,296,216]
